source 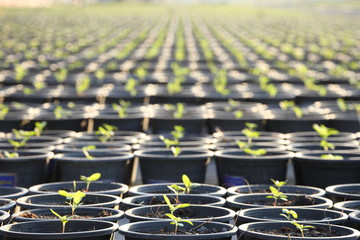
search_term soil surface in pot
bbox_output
[140,225,229,235]
[138,208,201,219]
[135,196,208,205]
[246,195,316,206]
[254,226,343,237]
[19,210,113,219]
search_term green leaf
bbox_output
[87,173,101,182]
[182,174,191,188]
[58,190,71,198]
[163,195,174,209]
[321,154,344,160]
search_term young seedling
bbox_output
[173,103,185,119]
[165,213,193,234]
[95,69,105,82]
[168,184,186,203]
[80,173,101,192]
[58,190,86,215]
[8,136,29,151]
[76,75,91,95]
[266,186,288,206]
[54,106,72,119]
[271,179,287,192]
[312,124,339,151]
[321,154,344,160]
[233,110,244,119]
[0,104,9,120]
[50,209,70,233]
[182,174,199,194]
[81,145,96,159]
[243,148,267,156]
[160,125,185,149]
[54,68,68,83]
[34,121,47,137]
[279,100,303,118]
[0,151,19,159]
[171,146,181,157]
[112,100,131,118]
[163,194,190,215]
[242,122,260,145]
[125,78,138,96]
[95,124,117,143]
[280,209,315,237]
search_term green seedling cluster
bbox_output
[280,208,315,237]
[95,124,117,143]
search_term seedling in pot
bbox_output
[95,69,105,83]
[171,146,181,157]
[312,124,339,151]
[80,173,101,192]
[34,121,47,137]
[160,125,185,149]
[76,75,91,95]
[112,100,131,118]
[0,151,19,159]
[174,103,185,119]
[125,78,138,96]
[54,106,72,119]
[0,104,9,120]
[271,179,287,192]
[266,186,288,206]
[50,209,71,233]
[168,174,199,198]
[54,68,68,83]
[280,208,315,237]
[58,190,86,216]
[81,145,96,159]
[320,154,344,160]
[243,148,267,156]
[242,122,260,145]
[95,124,117,143]
[279,100,303,118]
[163,194,192,234]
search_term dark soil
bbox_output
[245,195,316,207]
[139,208,198,219]
[254,226,343,237]
[135,196,207,206]
[19,210,112,219]
[141,225,229,235]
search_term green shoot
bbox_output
[95,69,105,81]
[168,184,186,203]
[233,110,243,119]
[8,138,28,151]
[321,154,344,160]
[34,121,47,137]
[171,146,181,157]
[54,68,68,83]
[112,100,131,118]
[173,103,185,119]
[76,75,91,95]
[292,222,315,237]
[95,124,117,143]
[50,209,70,233]
[0,151,19,159]
[236,140,248,150]
[81,145,96,159]
[58,190,86,216]
[271,179,287,191]
[171,125,185,140]
[243,148,267,156]
[54,106,72,119]
[312,124,339,139]
[242,122,260,145]
[337,98,347,112]
[163,194,190,215]
[80,173,101,192]
[0,104,9,120]
[280,208,298,221]
[125,78,138,96]
[266,186,288,206]
[182,174,199,194]
[165,213,193,234]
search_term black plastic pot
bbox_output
[134,149,212,184]
[128,182,226,197]
[226,184,326,197]
[226,193,333,210]
[29,181,128,196]
[49,152,135,184]
[118,220,238,240]
[124,205,235,223]
[326,183,360,203]
[214,149,291,186]
[11,207,124,223]
[0,199,16,213]
[349,211,360,230]
[238,221,359,240]
[121,194,226,210]
[286,142,360,152]
[92,112,145,132]
[0,219,118,240]
[333,201,360,214]
[285,131,357,144]
[0,186,28,199]
[293,151,360,188]
[16,193,121,210]
[54,142,132,154]
[0,150,50,188]
[236,207,348,226]
[0,210,10,224]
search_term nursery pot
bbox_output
[134,149,212,184]
[293,151,360,188]
[238,221,360,239]
[333,200,360,214]
[16,193,121,210]
[128,182,226,197]
[118,220,238,240]
[0,187,28,199]
[226,184,326,197]
[214,149,291,186]
[236,207,348,226]
[0,219,118,240]
[121,194,226,210]
[124,204,235,223]
[326,183,360,203]
[50,151,135,184]
[29,181,128,196]
[226,193,333,210]
[0,150,50,188]
[0,199,16,213]
[11,207,124,223]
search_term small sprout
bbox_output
[80,173,101,192]
[171,125,185,140]
[54,68,68,83]
[279,100,295,110]
[54,106,72,119]
[0,151,19,159]
[182,174,199,194]
[50,209,70,233]
[163,194,190,215]
[312,124,339,139]
[112,100,131,118]
[337,98,347,112]
[95,69,105,81]
[280,208,298,221]
[243,148,267,156]
[76,75,91,95]
[292,222,315,237]
[34,121,47,137]
[165,213,193,234]
[95,124,118,143]
[242,122,260,145]
[321,154,344,160]
[271,179,287,191]
[266,186,288,206]
[81,145,96,159]
[58,190,86,215]
[320,140,335,151]
[171,146,181,157]
[0,104,9,120]
[233,110,243,119]
[236,140,248,150]
[8,138,28,151]
[173,103,185,119]
[125,78,138,96]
